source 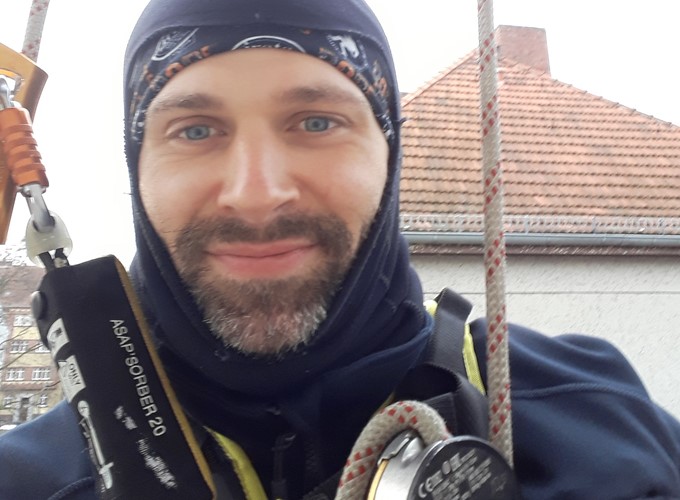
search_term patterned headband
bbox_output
[126,25,396,147]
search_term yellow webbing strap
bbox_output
[463,323,486,395]
[118,260,216,495]
[207,429,268,500]
[424,299,486,395]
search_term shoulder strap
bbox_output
[396,287,488,438]
[428,287,473,378]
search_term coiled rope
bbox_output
[335,401,450,500]
[22,0,51,62]
[477,0,513,465]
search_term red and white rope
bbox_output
[22,0,51,62]
[476,0,513,466]
[335,401,450,500]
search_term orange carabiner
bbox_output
[0,42,48,243]
[0,106,48,188]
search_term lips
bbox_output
[206,239,318,278]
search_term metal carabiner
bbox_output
[0,76,54,233]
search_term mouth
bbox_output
[206,240,319,279]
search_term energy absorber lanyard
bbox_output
[0,44,215,499]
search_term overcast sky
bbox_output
[3,0,680,267]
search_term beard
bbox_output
[170,213,359,357]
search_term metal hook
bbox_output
[22,183,54,233]
[0,77,12,109]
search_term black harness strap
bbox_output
[396,287,488,438]
[430,287,473,377]
[33,256,215,499]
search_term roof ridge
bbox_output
[401,48,478,107]
[499,57,680,129]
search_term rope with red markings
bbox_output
[334,400,450,500]
[336,3,514,496]
[22,0,51,62]
[477,0,513,466]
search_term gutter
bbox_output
[401,231,680,247]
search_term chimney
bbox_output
[496,25,550,74]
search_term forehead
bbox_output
[147,48,373,115]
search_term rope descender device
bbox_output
[0,42,71,269]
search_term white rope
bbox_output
[476,0,514,465]
[22,0,51,62]
[334,401,450,499]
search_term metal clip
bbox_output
[25,210,72,268]
[0,78,11,109]
[22,182,54,233]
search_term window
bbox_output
[32,368,51,381]
[6,368,25,381]
[9,340,29,353]
[13,315,33,327]
[34,343,50,353]
[2,396,12,408]
[37,394,48,407]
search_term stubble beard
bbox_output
[171,213,359,357]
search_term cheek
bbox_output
[138,150,196,244]
[321,145,388,234]
[138,155,165,228]
[357,142,389,213]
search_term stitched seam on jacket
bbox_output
[512,382,653,405]
[48,477,94,500]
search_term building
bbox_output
[399,25,680,418]
[0,245,60,427]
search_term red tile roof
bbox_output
[399,29,680,238]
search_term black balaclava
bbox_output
[123,0,432,488]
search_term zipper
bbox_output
[271,432,297,500]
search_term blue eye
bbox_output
[303,117,332,132]
[181,125,212,140]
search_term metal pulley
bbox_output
[367,430,519,500]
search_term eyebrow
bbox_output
[147,92,223,117]
[278,85,370,110]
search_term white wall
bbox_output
[411,253,680,418]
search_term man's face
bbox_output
[139,48,389,356]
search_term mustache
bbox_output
[172,213,352,257]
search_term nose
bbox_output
[216,129,300,224]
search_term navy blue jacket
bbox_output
[1,319,679,499]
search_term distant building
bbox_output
[0,245,60,426]
[399,25,680,417]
